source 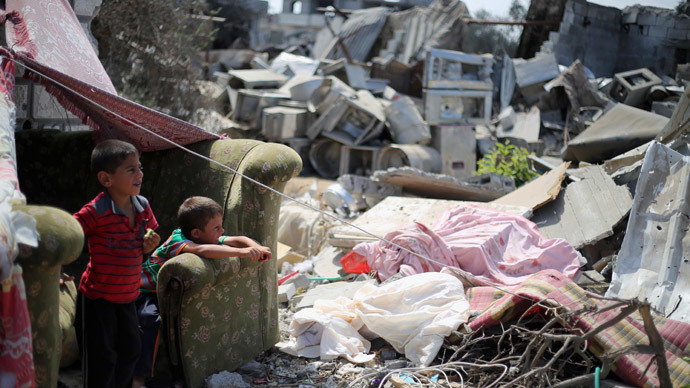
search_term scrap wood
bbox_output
[456,270,689,387]
[492,162,570,210]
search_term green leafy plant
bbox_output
[476,141,539,187]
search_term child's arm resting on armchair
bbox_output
[181,239,271,261]
[220,236,271,262]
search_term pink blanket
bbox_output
[353,204,582,286]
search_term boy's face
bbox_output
[193,214,224,244]
[98,153,143,198]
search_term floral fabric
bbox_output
[0,264,35,388]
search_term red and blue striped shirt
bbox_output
[74,191,158,303]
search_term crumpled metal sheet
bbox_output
[322,7,390,62]
[606,141,690,323]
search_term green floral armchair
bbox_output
[12,204,84,387]
[15,130,302,388]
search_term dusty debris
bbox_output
[531,165,633,251]
[373,167,514,202]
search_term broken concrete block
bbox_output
[262,106,309,141]
[563,103,669,163]
[606,142,690,323]
[531,166,633,250]
[608,68,662,107]
[423,89,492,125]
[376,145,442,173]
[278,282,297,303]
[431,125,476,181]
[423,49,494,90]
[228,69,287,89]
[384,96,431,145]
[312,245,346,279]
[283,272,311,290]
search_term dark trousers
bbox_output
[75,293,142,388]
[134,293,161,378]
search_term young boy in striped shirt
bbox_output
[133,196,271,387]
[73,139,160,388]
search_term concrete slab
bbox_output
[531,166,633,250]
[606,142,690,323]
[563,103,668,163]
[329,196,532,248]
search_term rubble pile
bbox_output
[189,0,690,386]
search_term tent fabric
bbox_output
[1,0,217,151]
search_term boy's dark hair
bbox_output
[178,196,223,238]
[91,139,139,174]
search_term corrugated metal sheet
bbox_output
[324,7,390,62]
[607,141,690,324]
[394,0,469,63]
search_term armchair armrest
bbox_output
[13,205,83,268]
[12,205,83,387]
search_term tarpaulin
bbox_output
[466,270,690,388]
[353,204,582,286]
[1,0,217,151]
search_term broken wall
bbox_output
[515,0,567,60]
[616,6,690,77]
[537,0,690,77]
[540,0,621,77]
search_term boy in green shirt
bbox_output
[133,196,271,387]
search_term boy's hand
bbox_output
[143,230,160,254]
[242,247,263,262]
[258,246,272,262]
